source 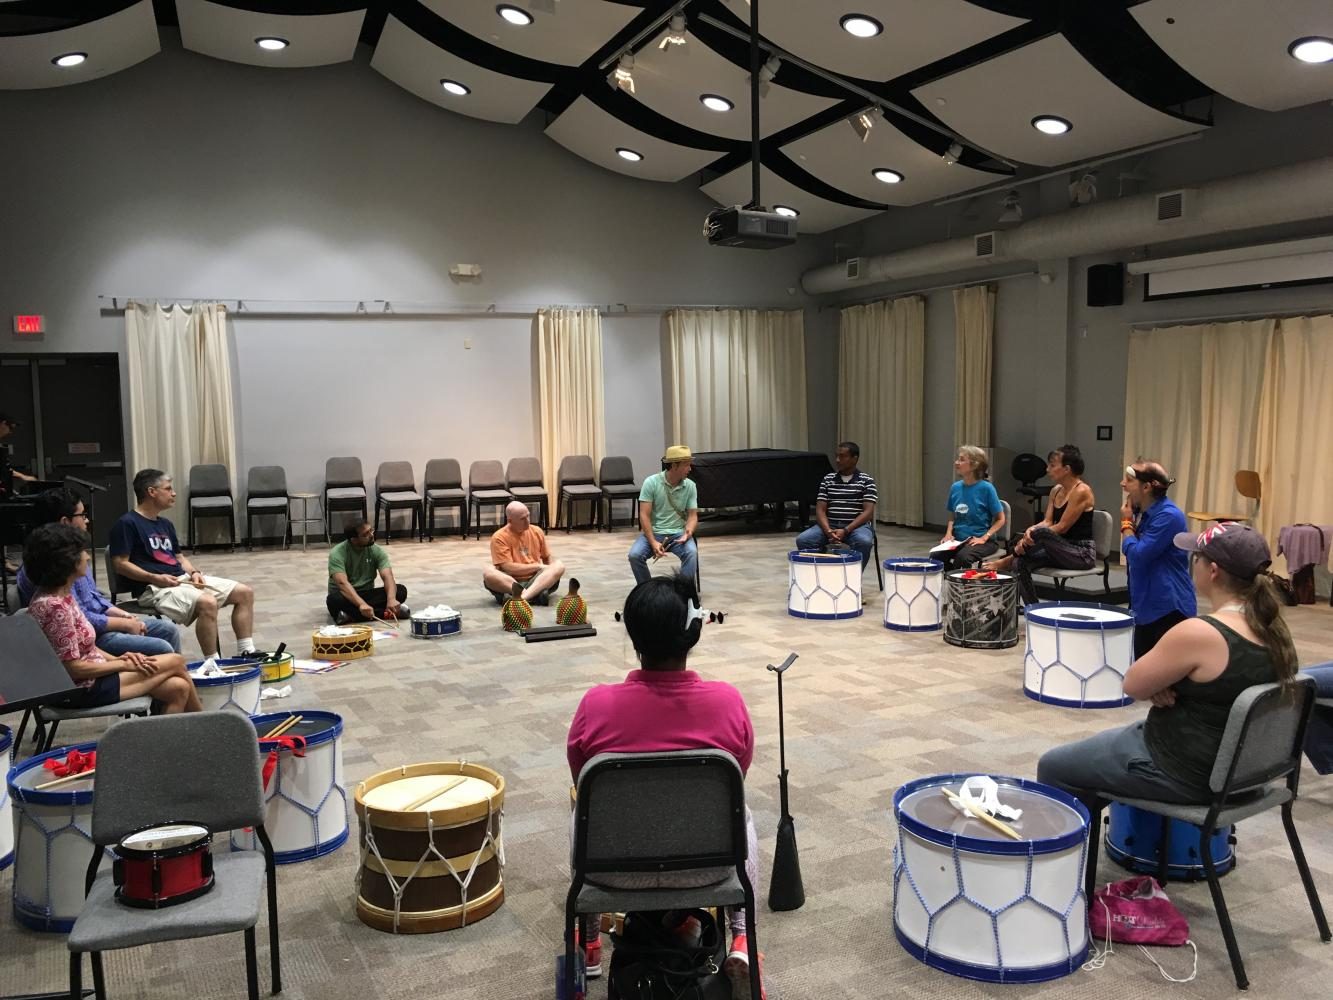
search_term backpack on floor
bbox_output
[608,909,731,1000]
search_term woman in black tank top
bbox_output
[1037,522,1297,810]
[986,444,1096,602]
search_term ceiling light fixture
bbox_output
[440,79,470,96]
[1288,36,1333,63]
[1031,115,1073,135]
[51,52,87,67]
[748,53,782,98]
[773,205,800,218]
[609,52,636,94]
[615,147,644,162]
[840,14,883,38]
[700,94,734,112]
[942,141,963,165]
[997,190,1023,224]
[659,13,687,50]
[496,4,534,26]
[872,168,903,184]
[849,109,876,142]
[254,37,289,51]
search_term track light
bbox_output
[609,52,635,95]
[659,13,687,50]
[849,109,876,142]
[997,191,1022,225]
[942,141,963,165]
[748,54,782,98]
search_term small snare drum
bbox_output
[410,612,462,640]
[113,823,214,908]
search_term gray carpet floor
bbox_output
[2,520,1331,999]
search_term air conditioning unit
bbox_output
[1155,189,1192,223]
[974,231,998,258]
[845,257,862,280]
[1128,233,1333,300]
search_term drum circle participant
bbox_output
[795,441,878,574]
[1119,461,1196,658]
[934,446,1006,570]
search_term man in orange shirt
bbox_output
[483,501,566,605]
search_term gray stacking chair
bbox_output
[244,466,289,550]
[467,460,512,540]
[187,464,235,551]
[557,455,602,531]
[1029,508,1115,595]
[506,457,549,530]
[423,459,466,540]
[1088,678,1329,990]
[997,499,1013,550]
[564,749,761,1000]
[598,456,640,532]
[323,457,367,540]
[68,712,281,1000]
[374,461,422,543]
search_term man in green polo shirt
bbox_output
[628,444,699,586]
[327,521,409,623]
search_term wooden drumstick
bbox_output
[36,768,96,790]
[941,787,1022,840]
[405,776,468,811]
[261,714,303,740]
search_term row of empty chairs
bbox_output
[179,456,645,549]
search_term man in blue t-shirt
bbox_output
[1120,461,1196,658]
[795,441,878,570]
[109,468,262,658]
[934,446,1006,569]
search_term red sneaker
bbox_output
[723,934,766,1000]
[583,937,602,980]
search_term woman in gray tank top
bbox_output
[1037,522,1298,806]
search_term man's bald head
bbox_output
[505,501,531,528]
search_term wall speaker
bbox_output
[1087,263,1125,307]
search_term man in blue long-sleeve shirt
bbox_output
[16,489,182,656]
[1119,461,1197,658]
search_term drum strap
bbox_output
[260,736,307,791]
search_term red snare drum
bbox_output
[113,823,215,909]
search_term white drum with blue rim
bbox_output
[189,659,263,716]
[410,610,462,639]
[892,774,1090,983]
[0,724,13,871]
[233,711,348,864]
[1023,602,1135,708]
[787,550,862,620]
[8,741,109,932]
[883,558,944,632]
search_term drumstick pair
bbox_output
[261,714,303,740]
[941,786,1021,840]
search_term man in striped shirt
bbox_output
[795,441,878,571]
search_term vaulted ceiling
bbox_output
[3,0,1332,233]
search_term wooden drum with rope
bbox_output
[354,762,505,933]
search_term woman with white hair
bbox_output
[933,445,1006,570]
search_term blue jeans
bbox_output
[628,533,699,586]
[1303,662,1333,775]
[795,523,875,569]
[96,616,182,657]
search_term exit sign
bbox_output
[13,315,44,335]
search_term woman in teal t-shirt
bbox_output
[933,446,1005,570]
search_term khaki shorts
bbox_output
[138,575,239,625]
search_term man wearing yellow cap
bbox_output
[629,445,699,586]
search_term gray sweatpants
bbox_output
[1036,721,1206,805]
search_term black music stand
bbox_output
[0,615,92,999]
[64,476,109,584]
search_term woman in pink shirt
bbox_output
[25,523,200,713]
[567,576,764,998]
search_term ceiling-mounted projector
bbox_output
[704,206,798,250]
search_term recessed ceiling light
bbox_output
[255,37,289,51]
[773,205,799,218]
[616,147,643,162]
[700,94,734,113]
[872,168,903,184]
[1288,36,1333,63]
[840,14,883,38]
[1031,115,1073,135]
[51,52,87,68]
[440,80,470,96]
[496,4,534,26]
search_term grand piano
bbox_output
[687,448,833,525]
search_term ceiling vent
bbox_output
[974,231,998,258]
[845,257,862,280]
[1156,189,1191,223]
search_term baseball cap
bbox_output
[663,444,693,463]
[1173,522,1271,580]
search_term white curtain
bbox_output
[125,301,238,532]
[536,307,606,502]
[664,308,807,451]
[1124,314,1333,556]
[953,284,995,448]
[838,296,925,526]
